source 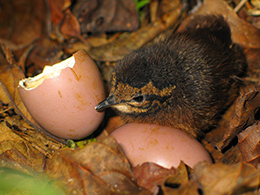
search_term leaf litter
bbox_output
[1,0,260,194]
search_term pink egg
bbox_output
[18,50,105,139]
[111,123,212,168]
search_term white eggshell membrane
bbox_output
[111,123,212,168]
[18,50,105,139]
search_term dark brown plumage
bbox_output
[95,15,247,138]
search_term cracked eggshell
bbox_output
[18,50,105,140]
[111,123,212,169]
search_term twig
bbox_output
[234,0,248,13]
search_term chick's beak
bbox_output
[95,95,118,111]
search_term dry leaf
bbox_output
[0,140,45,173]
[60,9,81,39]
[0,64,25,105]
[219,146,242,165]
[221,85,260,149]
[86,1,184,61]
[0,117,24,143]
[0,113,63,174]
[72,0,139,33]
[0,63,38,126]
[0,0,45,48]
[201,140,224,162]
[238,122,260,166]
[161,180,199,195]
[133,162,177,193]
[47,0,72,41]
[161,162,199,195]
[244,48,260,81]
[45,135,151,194]
[193,162,260,195]
[25,38,64,73]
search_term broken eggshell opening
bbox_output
[18,50,105,140]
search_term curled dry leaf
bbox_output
[0,64,36,124]
[45,135,151,195]
[132,162,177,193]
[161,162,199,195]
[132,161,199,194]
[238,121,260,166]
[47,0,84,42]
[192,162,260,195]
[161,180,199,195]
[221,85,260,149]
[0,45,41,128]
[60,9,81,39]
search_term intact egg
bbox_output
[18,50,105,140]
[111,123,212,168]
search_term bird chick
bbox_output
[95,15,247,139]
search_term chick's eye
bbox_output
[132,95,145,103]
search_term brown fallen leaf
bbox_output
[60,9,81,39]
[6,117,64,158]
[0,45,34,122]
[238,121,260,166]
[0,112,63,173]
[0,63,30,119]
[221,85,260,149]
[160,162,199,195]
[192,162,260,195]
[244,48,260,81]
[0,117,24,143]
[201,140,224,162]
[0,140,45,174]
[162,180,199,195]
[218,146,242,165]
[0,0,45,48]
[25,38,64,73]
[47,0,72,41]
[47,0,87,44]
[72,0,139,33]
[45,135,151,194]
[132,162,177,193]
[83,1,185,61]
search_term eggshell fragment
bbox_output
[111,123,212,169]
[18,50,105,139]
